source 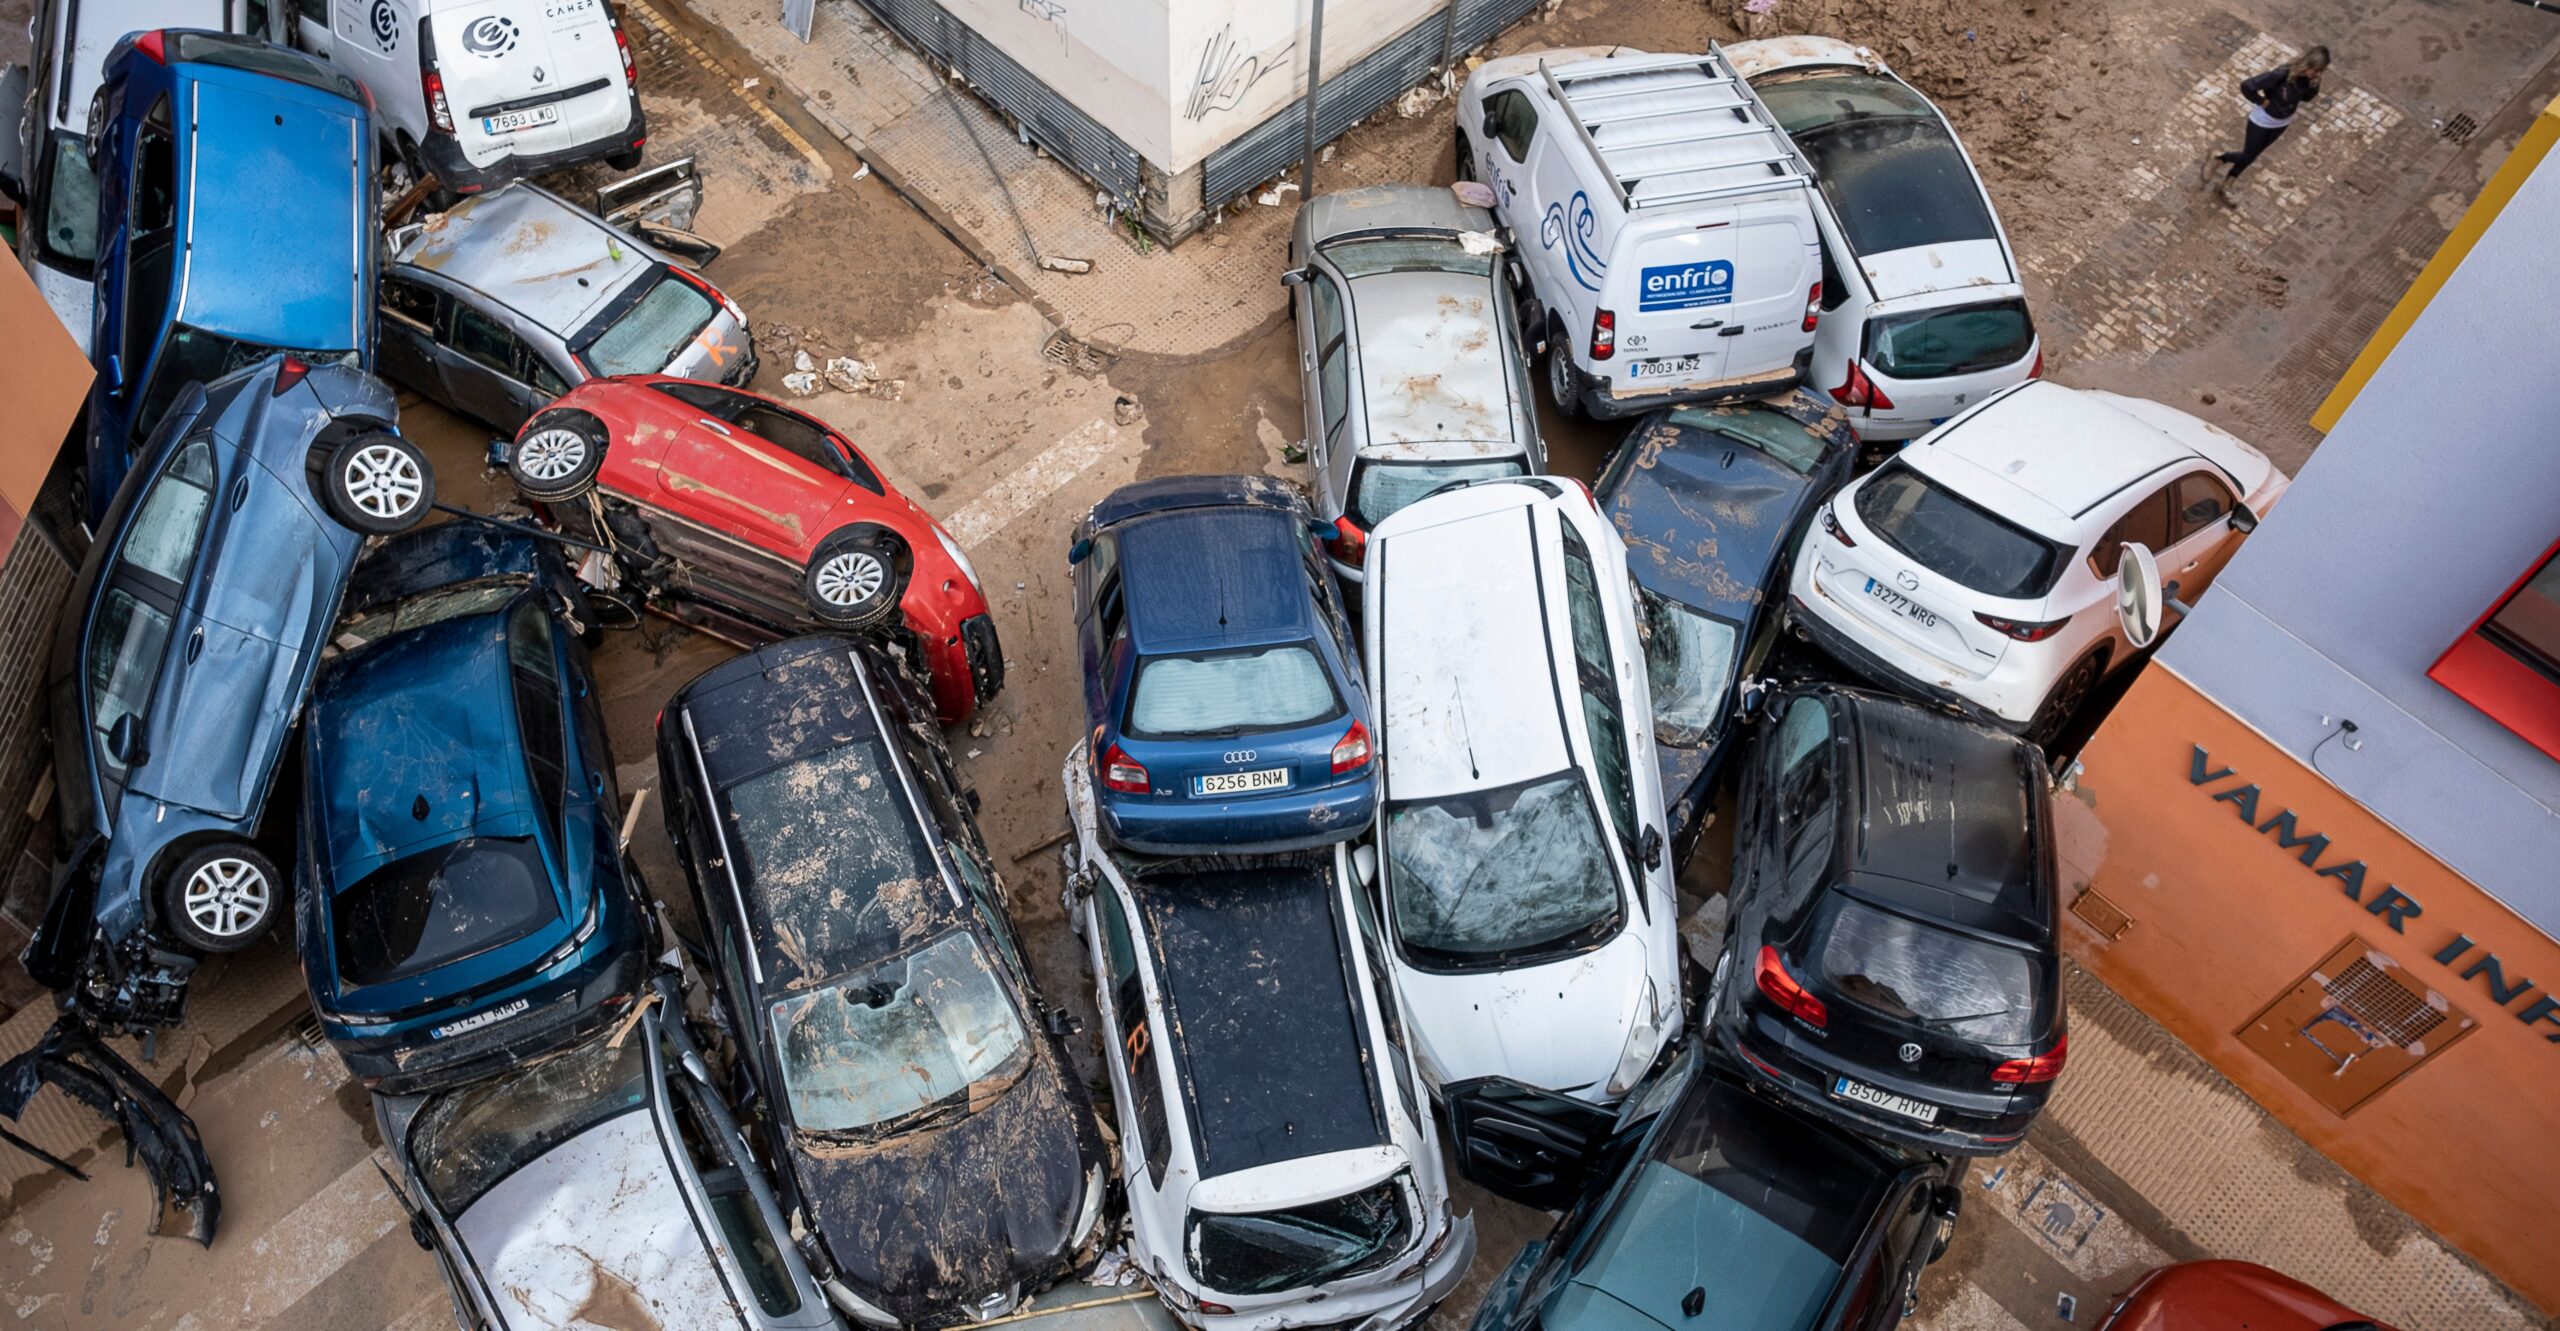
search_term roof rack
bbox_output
[1538,42,1814,212]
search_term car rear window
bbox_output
[1760,73,1995,257]
[581,270,716,376]
[1347,457,1526,529]
[1852,460,2064,600]
[1864,300,2035,379]
[1126,645,1342,740]
[332,837,561,987]
[1189,1174,1414,1295]
[1664,407,1830,476]
[170,33,365,103]
[1818,900,2045,1044]
[410,1027,649,1216]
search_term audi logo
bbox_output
[1222,750,1257,764]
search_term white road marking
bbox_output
[1976,1144,2169,1286]
[943,418,1121,547]
[167,1155,404,1331]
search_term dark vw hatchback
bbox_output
[1705,685,2065,1155]
[659,635,1110,1329]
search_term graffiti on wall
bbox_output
[1185,23,1293,121]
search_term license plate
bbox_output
[1628,355,1703,381]
[483,105,561,135]
[432,998,530,1040]
[1194,767,1290,796]
[1833,1076,1940,1124]
[1862,577,1940,629]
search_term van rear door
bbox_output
[434,0,630,170]
[1610,199,1817,392]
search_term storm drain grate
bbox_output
[1041,328,1119,376]
[2440,112,2478,143]
[2326,958,2443,1048]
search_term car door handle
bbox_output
[1690,317,1724,330]
[185,627,203,662]
[697,418,731,436]
[1718,325,1747,337]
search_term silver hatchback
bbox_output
[1286,184,1542,584]
[378,181,756,432]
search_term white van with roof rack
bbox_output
[1457,45,1826,420]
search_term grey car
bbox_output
[1286,184,1542,585]
[375,973,843,1331]
[378,181,757,433]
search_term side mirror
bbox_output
[1280,267,1309,289]
[1351,843,1377,888]
[2113,542,2195,650]
[1736,677,1771,723]
[1045,1008,1086,1038]
[0,64,30,203]
[1064,863,1099,904]
[1928,1184,1962,1221]
[1639,826,1664,872]
[2229,503,2259,535]
[1066,536,1094,566]
[107,713,145,767]
[681,1050,714,1085]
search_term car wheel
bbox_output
[159,843,282,953]
[1707,946,1732,1022]
[803,526,908,630]
[1546,334,1586,419]
[2028,651,2104,749]
[1453,130,1475,182]
[511,409,610,503]
[322,430,437,535]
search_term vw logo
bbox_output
[461,15,520,57]
[1221,750,1257,764]
[1898,1041,1924,1064]
[1894,570,1920,591]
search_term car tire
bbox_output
[158,843,282,953]
[1546,333,1586,419]
[1454,130,1475,182]
[2028,651,2104,749]
[606,147,644,172]
[803,526,908,630]
[396,134,457,213]
[322,430,437,535]
[512,409,611,503]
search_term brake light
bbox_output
[1992,1033,2069,1084]
[1975,611,2069,643]
[1819,504,1856,548]
[1802,281,1822,332]
[613,19,636,83]
[1829,361,1895,411]
[272,356,311,396]
[135,30,167,64]
[1589,309,1616,361]
[2028,348,2044,379]
[1100,744,1149,795]
[668,263,743,319]
[1564,476,1595,506]
[1198,1303,1235,1318]
[1327,515,1368,568]
[423,68,454,134]
[1755,945,1827,1028]
[1330,720,1372,774]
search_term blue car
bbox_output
[1069,475,1377,854]
[297,524,645,1093]
[24,356,433,1033]
[83,28,376,520]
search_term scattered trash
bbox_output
[0,1020,221,1246]
[1396,85,1440,119]
[1091,1245,1141,1287]
[850,161,871,181]
[1281,442,1307,464]
[1451,180,1498,209]
[782,370,821,396]
[2200,391,2218,405]
[793,350,817,374]
[823,357,871,393]
[966,748,983,760]
[741,77,760,90]
[1743,0,1780,12]
[1680,893,1731,972]
[1321,144,1336,163]
[1257,181,1302,207]
[970,719,990,739]
[1458,228,1505,256]
[1038,254,1095,274]
[1113,395,1144,426]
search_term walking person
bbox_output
[2209,47,2329,202]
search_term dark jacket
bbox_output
[2241,67,2320,123]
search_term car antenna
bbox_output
[1452,679,1479,781]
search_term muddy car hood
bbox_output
[793,1043,1094,1319]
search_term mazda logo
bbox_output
[1221,750,1257,764]
[1894,570,1920,592]
[461,15,520,57]
[1898,1041,1923,1064]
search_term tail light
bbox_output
[1975,611,2069,643]
[1819,504,1856,548]
[1755,945,1827,1028]
[1589,309,1616,361]
[271,356,311,397]
[1100,744,1149,795]
[613,17,637,83]
[667,263,744,319]
[1563,476,1595,506]
[422,69,454,134]
[1802,281,1822,332]
[1330,720,1372,774]
[1829,361,1895,411]
[1327,515,1369,568]
[135,31,168,64]
[2028,348,2044,379]
[1992,1033,2069,1084]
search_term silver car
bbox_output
[1286,184,1542,584]
[375,975,842,1331]
[378,181,756,432]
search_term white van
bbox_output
[290,0,644,196]
[1458,46,1826,420]
[1361,476,1685,1119]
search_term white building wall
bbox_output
[941,0,1177,165]
[1162,0,1442,173]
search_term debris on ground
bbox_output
[1113,395,1144,426]
[1458,229,1505,255]
[0,1020,221,1246]
[1256,181,1301,207]
[1452,180,1497,209]
[824,357,872,393]
[1396,86,1441,119]
[1681,893,1731,972]
[1037,254,1095,274]
[783,370,821,396]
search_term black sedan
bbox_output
[659,634,1110,1328]
[1595,390,1856,864]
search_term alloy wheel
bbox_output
[814,550,886,607]
[182,857,271,941]
[515,428,589,482]
[343,443,427,521]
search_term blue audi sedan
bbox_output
[296,525,644,1093]
[1069,475,1377,854]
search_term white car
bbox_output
[1787,381,2289,739]
[1062,747,1474,1331]
[1729,36,2041,443]
[1361,476,1685,1116]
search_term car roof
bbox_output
[173,66,370,349]
[1825,689,2051,943]
[394,183,653,335]
[1300,183,1492,246]
[310,608,536,886]
[61,2,231,128]
[1910,382,2228,530]
[1130,861,1388,1178]
[1607,398,1839,618]
[1120,506,1321,654]
[1372,489,1572,796]
[1345,268,1514,449]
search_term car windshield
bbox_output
[1189,1175,1414,1295]
[581,270,716,376]
[332,580,531,655]
[137,327,358,444]
[1640,590,1740,745]
[1321,236,1492,279]
[332,837,561,988]
[1853,460,2065,600]
[410,1029,650,1216]
[1384,770,1621,969]
[768,929,1030,1138]
[40,132,100,269]
[1347,457,1526,530]
[1866,300,2035,379]
[1819,900,2045,1043]
[1126,644,1342,740]
[1664,407,1830,476]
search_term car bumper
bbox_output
[1786,593,2033,729]
[1580,351,1811,421]
[1715,1018,2036,1156]
[1181,1214,1476,1331]
[419,99,648,193]
[329,944,646,1094]
[1097,780,1378,856]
